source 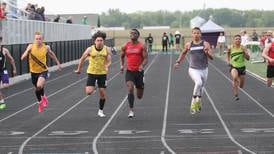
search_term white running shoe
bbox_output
[128,110,134,118]
[97,110,106,117]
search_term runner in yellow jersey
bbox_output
[226,34,250,101]
[75,31,111,117]
[21,32,61,112]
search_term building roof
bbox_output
[190,16,206,28]
[200,20,224,33]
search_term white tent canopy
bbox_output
[190,16,206,28]
[200,20,224,33]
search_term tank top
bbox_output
[189,41,208,69]
[124,41,144,71]
[268,42,274,66]
[230,45,245,68]
[87,45,108,75]
[29,43,48,73]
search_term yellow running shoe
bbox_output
[190,101,197,115]
[0,103,7,110]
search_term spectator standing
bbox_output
[217,32,226,56]
[82,16,88,25]
[66,16,73,24]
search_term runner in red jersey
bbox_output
[120,28,148,118]
[262,42,274,87]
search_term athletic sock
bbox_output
[35,90,42,102]
[99,98,106,110]
[41,88,44,96]
[128,93,134,108]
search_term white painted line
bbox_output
[92,54,159,154]
[161,54,176,154]
[18,95,89,154]
[160,151,165,154]
[237,150,243,154]
[209,62,274,117]
[204,88,256,154]
[5,71,72,100]
[0,76,87,123]
[0,60,120,123]
[6,60,120,100]
[18,71,121,154]
[247,68,273,87]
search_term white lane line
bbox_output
[5,60,120,100]
[204,88,256,154]
[161,54,176,154]
[209,62,274,117]
[5,71,72,100]
[92,53,159,154]
[18,71,121,154]
[0,60,120,123]
[0,76,87,123]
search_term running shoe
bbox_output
[190,101,197,115]
[38,101,44,113]
[97,109,106,117]
[0,103,6,110]
[42,95,48,107]
[128,110,134,118]
[234,95,239,101]
[196,98,202,112]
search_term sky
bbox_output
[20,0,274,15]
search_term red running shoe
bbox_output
[42,96,48,107]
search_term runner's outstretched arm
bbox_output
[4,48,17,75]
[174,43,190,69]
[21,44,32,60]
[120,46,126,73]
[46,45,61,70]
[140,45,148,71]
[75,47,90,74]
[204,41,213,60]
[105,48,112,70]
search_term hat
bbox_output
[175,31,180,35]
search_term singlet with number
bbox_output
[29,43,48,73]
[189,41,208,69]
[229,45,245,68]
[87,45,108,75]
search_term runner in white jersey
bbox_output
[174,27,213,114]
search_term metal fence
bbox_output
[0,18,92,45]
[0,19,114,76]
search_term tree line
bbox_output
[100,8,274,28]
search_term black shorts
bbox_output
[86,74,107,88]
[175,39,180,44]
[125,70,144,89]
[267,65,274,78]
[31,71,48,86]
[230,66,246,75]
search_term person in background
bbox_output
[66,16,73,24]
[82,16,88,25]
[162,32,169,53]
[175,30,182,51]
[217,32,226,56]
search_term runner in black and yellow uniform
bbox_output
[226,34,250,101]
[21,32,61,112]
[75,31,111,117]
